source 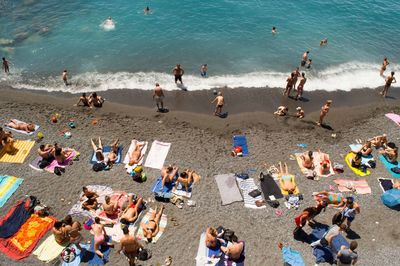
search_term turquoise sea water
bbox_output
[0,0,399,91]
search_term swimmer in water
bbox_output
[105,17,114,26]
[272,26,277,34]
[320,38,328,46]
[144,6,151,15]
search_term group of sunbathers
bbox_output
[299,150,332,176]
[205,227,245,262]
[274,106,305,119]
[75,92,105,108]
[37,143,73,167]
[161,165,201,193]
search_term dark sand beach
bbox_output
[1,86,400,266]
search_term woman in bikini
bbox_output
[369,134,387,148]
[380,142,398,163]
[128,140,144,166]
[317,100,332,126]
[300,151,314,169]
[313,191,345,207]
[380,57,389,76]
[6,119,35,133]
[140,205,164,243]
[91,137,119,165]
[278,162,296,194]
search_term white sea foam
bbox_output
[3,62,399,93]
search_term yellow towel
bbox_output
[0,140,35,164]
[345,152,370,176]
[279,175,300,196]
[33,234,66,263]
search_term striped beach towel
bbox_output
[236,177,266,209]
[333,179,371,194]
[0,176,24,208]
[136,208,167,243]
[0,140,35,164]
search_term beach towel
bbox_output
[33,234,67,263]
[349,144,374,164]
[45,149,78,173]
[90,146,123,164]
[378,178,394,192]
[0,214,55,260]
[0,140,35,164]
[214,174,243,206]
[136,208,167,243]
[278,175,300,196]
[381,189,400,208]
[0,199,33,238]
[0,175,23,208]
[123,140,148,173]
[151,176,192,198]
[233,135,249,156]
[104,219,138,243]
[378,155,400,178]
[62,243,90,266]
[29,156,44,171]
[313,152,335,177]
[144,140,170,169]
[281,246,305,266]
[4,119,39,135]
[345,152,370,176]
[385,113,400,126]
[260,173,283,199]
[236,177,266,209]
[82,236,112,265]
[195,232,221,266]
[333,179,371,194]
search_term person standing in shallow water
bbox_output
[317,100,332,126]
[381,71,396,98]
[301,51,309,67]
[62,69,69,86]
[380,57,389,77]
[172,64,184,85]
[2,57,10,74]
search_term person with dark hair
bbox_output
[174,169,201,193]
[341,198,360,229]
[284,72,295,96]
[337,240,358,266]
[140,205,164,243]
[75,93,90,107]
[38,144,54,160]
[91,137,120,165]
[301,51,309,67]
[380,57,389,76]
[300,150,314,169]
[0,127,14,153]
[381,71,396,97]
[89,92,105,108]
[379,141,398,163]
[80,187,99,211]
[271,26,277,34]
[53,221,69,245]
[63,215,83,250]
[172,64,184,84]
[118,226,143,266]
[120,195,144,225]
[351,152,363,169]
[161,165,178,189]
[220,235,244,261]
[294,207,318,230]
[2,57,10,74]
[91,217,114,259]
[62,70,69,85]
[310,223,347,248]
[52,144,72,164]
[296,72,307,100]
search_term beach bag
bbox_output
[235,172,249,180]
[38,159,51,169]
[93,162,106,172]
[248,189,261,198]
[54,166,63,176]
[137,248,152,261]
[61,246,77,262]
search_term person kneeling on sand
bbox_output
[120,195,144,225]
[296,107,305,118]
[161,165,178,189]
[91,217,114,259]
[89,92,105,108]
[6,119,35,133]
[118,226,143,266]
[274,106,288,116]
[140,205,164,243]
[220,235,244,261]
[174,169,201,193]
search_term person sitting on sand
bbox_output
[38,144,54,160]
[80,186,99,211]
[221,235,244,261]
[118,226,143,266]
[351,152,363,169]
[53,221,69,245]
[52,144,73,164]
[296,107,305,119]
[174,169,201,193]
[320,38,328,46]
[63,215,83,250]
[102,195,123,218]
[128,140,144,166]
[369,134,387,148]
[380,57,389,76]
[379,142,398,163]
[91,137,119,165]
[140,205,164,243]
[75,93,90,107]
[89,92,105,108]
[317,100,332,126]
[91,217,114,259]
[161,165,178,189]
[278,162,296,194]
[205,227,219,249]
[120,195,144,225]
[300,151,314,169]
[357,141,373,157]
[0,127,15,153]
[274,106,288,116]
[6,119,35,133]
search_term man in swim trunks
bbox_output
[301,51,309,67]
[211,92,224,116]
[128,140,144,166]
[300,151,314,169]
[220,235,244,261]
[317,100,332,126]
[380,57,389,76]
[284,73,294,96]
[53,221,69,245]
[120,195,144,225]
[63,215,83,250]
[6,119,35,133]
[310,223,347,248]
[102,194,123,218]
[2,57,10,74]
[381,71,396,98]
[296,72,307,100]
[172,64,184,84]
[75,93,90,107]
[174,169,201,193]
[140,205,164,243]
[153,83,165,111]
[38,144,54,160]
[201,64,208,77]
[89,92,105,108]
[342,198,360,230]
[62,70,69,86]
[144,6,151,15]
[161,165,178,189]
[118,226,143,266]
[91,217,114,259]
[91,137,119,165]
[81,186,99,210]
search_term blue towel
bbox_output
[62,243,90,266]
[378,155,400,178]
[233,135,248,156]
[90,146,123,164]
[82,236,112,265]
[282,246,305,266]
[150,175,192,193]
[381,189,400,208]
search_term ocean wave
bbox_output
[2,62,399,93]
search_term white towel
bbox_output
[144,140,171,170]
[4,119,39,135]
[123,140,148,173]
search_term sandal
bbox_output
[165,256,172,266]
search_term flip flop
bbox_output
[165,256,172,266]
[275,209,283,216]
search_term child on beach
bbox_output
[317,100,332,126]
[296,107,305,119]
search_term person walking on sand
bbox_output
[301,51,309,67]
[153,83,165,111]
[212,92,224,116]
[380,57,389,77]
[62,69,69,86]
[91,217,114,260]
[284,73,294,96]
[296,72,307,100]
[2,57,10,74]
[317,100,332,126]
[117,226,143,266]
[381,71,396,97]
[172,64,184,85]
[292,67,301,92]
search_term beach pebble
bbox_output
[375,221,379,224]
[372,239,376,241]
[158,120,163,123]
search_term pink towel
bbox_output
[45,150,77,173]
[333,179,371,194]
[385,113,400,125]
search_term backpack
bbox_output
[137,248,152,261]
[93,162,106,172]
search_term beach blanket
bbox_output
[378,178,394,192]
[0,175,23,208]
[84,236,112,265]
[281,246,305,266]
[313,152,335,177]
[62,243,90,266]
[90,146,123,164]
[45,149,78,173]
[333,179,371,194]
[195,232,221,266]
[260,173,283,199]
[0,214,55,260]
[0,140,35,164]
[151,176,192,198]
[378,155,400,178]
[381,189,400,208]
[385,113,400,126]
[214,174,243,206]
[29,156,44,171]
[136,208,167,243]
[279,175,300,196]
[4,119,39,135]
[104,219,139,243]
[236,177,266,209]
[0,199,32,238]
[233,135,248,156]
[123,140,148,173]
[345,152,370,176]
[33,234,67,263]
[144,140,170,169]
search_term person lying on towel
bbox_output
[278,162,297,194]
[128,140,145,166]
[91,137,119,166]
[6,119,35,133]
[161,165,179,189]
[300,151,314,169]
[317,151,332,175]
[313,191,346,208]
[140,205,164,243]
[80,186,99,211]
[379,142,398,163]
[0,127,15,153]
[120,195,144,225]
[220,235,244,261]
[369,134,387,148]
[174,169,201,193]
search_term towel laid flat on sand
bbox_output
[215,174,243,206]
[45,149,78,173]
[236,177,266,209]
[233,135,249,156]
[260,173,283,199]
[349,144,374,164]
[0,214,55,260]
[0,140,35,164]
[0,199,32,238]
[136,208,167,243]
[385,113,400,125]
[124,140,148,173]
[313,152,335,177]
[345,152,370,176]
[33,234,67,263]
[378,178,394,192]
[334,179,371,194]
[4,119,39,135]
[0,175,23,208]
[281,246,305,266]
[29,157,44,171]
[90,146,123,164]
[151,176,192,198]
[195,232,221,266]
[144,140,170,169]
[83,236,112,265]
[378,155,400,178]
